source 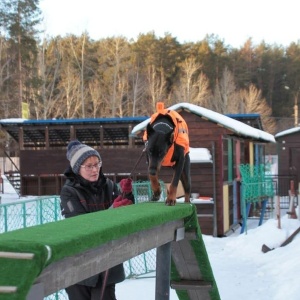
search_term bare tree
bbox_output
[210,66,239,113]
[129,53,148,116]
[240,84,276,134]
[88,79,103,118]
[173,57,201,102]
[35,37,62,119]
[0,36,15,117]
[69,33,88,117]
[57,60,81,118]
[100,37,131,117]
[146,64,167,112]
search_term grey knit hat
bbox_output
[66,140,101,174]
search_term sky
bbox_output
[2,176,300,299]
[38,0,300,48]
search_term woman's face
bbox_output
[79,156,102,182]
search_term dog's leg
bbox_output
[180,153,191,203]
[166,183,177,206]
[165,149,185,206]
[149,174,161,201]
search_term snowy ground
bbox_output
[1,176,300,300]
[116,215,300,300]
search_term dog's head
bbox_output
[145,122,174,176]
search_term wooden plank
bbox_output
[171,238,212,300]
[34,219,184,297]
[171,279,212,290]
[171,239,203,280]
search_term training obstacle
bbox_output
[0,203,220,300]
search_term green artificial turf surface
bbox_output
[0,202,220,300]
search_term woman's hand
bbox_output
[113,195,133,208]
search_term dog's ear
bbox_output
[146,123,155,137]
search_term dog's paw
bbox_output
[165,199,176,206]
[151,193,161,201]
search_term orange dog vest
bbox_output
[143,108,189,167]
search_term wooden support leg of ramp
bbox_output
[171,233,213,300]
[156,242,172,300]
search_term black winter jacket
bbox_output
[60,166,125,287]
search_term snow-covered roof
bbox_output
[0,116,148,125]
[275,127,300,138]
[189,147,212,163]
[131,103,275,143]
[0,118,26,123]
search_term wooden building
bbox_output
[131,103,275,236]
[275,127,300,193]
[0,103,275,236]
[0,117,149,195]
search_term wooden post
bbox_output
[155,242,171,300]
[290,180,295,195]
[276,195,281,229]
[288,190,297,219]
[45,126,49,149]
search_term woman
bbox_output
[60,140,133,300]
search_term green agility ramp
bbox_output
[0,202,220,300]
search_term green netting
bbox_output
[239,164,275,232]
[132,180,167,203]
[239,164,275,203]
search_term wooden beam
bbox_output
[100,125,104,148]
[45,126,49,149]
[128,124,133,148]
[70,125,75,140]
[171,280,212,290]
[34,220,184,297]
[171,238,213,300]
[19,127,24,150]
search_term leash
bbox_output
[100,148,146,299]
[128,147,146,179]
[100,269,109,300]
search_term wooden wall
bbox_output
[276,132,300,189]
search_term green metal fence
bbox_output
[132,180,167,203]
[239,164,275,233]
[0,181,164,299]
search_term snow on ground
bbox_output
[116,216,300,300]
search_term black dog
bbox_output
[143,107,191,205]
